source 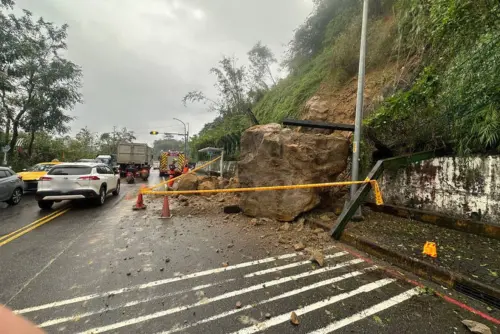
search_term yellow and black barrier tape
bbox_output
[142,179,384,206]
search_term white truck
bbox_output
[116,143,153,180]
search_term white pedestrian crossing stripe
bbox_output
[13,247,423,333]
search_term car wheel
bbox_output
[112,181,120,196]
[7,187,23,205]
[38,200,54,210]
[94,186,106,206]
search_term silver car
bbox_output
[0,166,24,205]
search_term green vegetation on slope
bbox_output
[192,0,499,160]
[191,0,396,159]
[367,0,500,155]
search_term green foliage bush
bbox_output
[367,0,500,155]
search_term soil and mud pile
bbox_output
[238,123,349,221]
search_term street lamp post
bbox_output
[350,0,369,205]
[173,118,189,157]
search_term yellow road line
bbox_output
[0,208,71,247]
[0,208,66,242]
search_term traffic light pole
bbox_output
[173,118,188,157]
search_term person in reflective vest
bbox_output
[182,160,189,174]
[168,159,180,187]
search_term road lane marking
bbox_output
[233,278,397,334]
[244,251,348,277]
[309,287,421,333]
[0,208,71,247]
[157,266,378,334]
[78,259,364,334]
[0,208,66,242]
[38,279,235,328]
[15,252,301,314]
[16,246,336,315]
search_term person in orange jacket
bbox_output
[167,159,181,187]
[182,160,189,174]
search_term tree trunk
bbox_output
[3,118,10,146]
[28,129,36,157]
[8,120,18,160]
[266,64,276,86]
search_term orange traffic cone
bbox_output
[132,191,147,210]
[422,242,437,258]
[160,196,172,218]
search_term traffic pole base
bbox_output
[342,199,364,221]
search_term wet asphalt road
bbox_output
[0,171,498,333]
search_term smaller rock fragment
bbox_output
[235,301,242,309]
[294,242,306,251]
[462,320,492,334]
[280,223,291,231]
[290,311,300,325]
[309,249,325,267]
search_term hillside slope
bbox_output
[192,0,499,162]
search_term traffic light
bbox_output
[150,131,159,135]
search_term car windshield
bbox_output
[96,158,110,165]
[29,164,53,172]
[48,166,92,176]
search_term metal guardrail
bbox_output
[330,149,448,239]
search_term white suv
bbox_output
[36,162,120,210]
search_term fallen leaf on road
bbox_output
[373,315,383,325]
[462,320,492,334]
[290,312,300,325]
[238,315,259,325]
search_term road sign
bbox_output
[2,145,10,153]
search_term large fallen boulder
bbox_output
[238,123,349,221]
[175,173,199,191]
[198,180,216,197]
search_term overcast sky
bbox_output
[14,0,314,145]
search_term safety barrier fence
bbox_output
[142,153,383,206]
[141,178,383,206]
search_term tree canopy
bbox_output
[0,4,82,160]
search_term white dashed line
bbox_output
[232,278,397,334]
[156,266,378,334]
[78,259,364,333]
[309,287,421,333]
[244,251,347,277]
[15,251,300,314]
[37,279,235,328]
